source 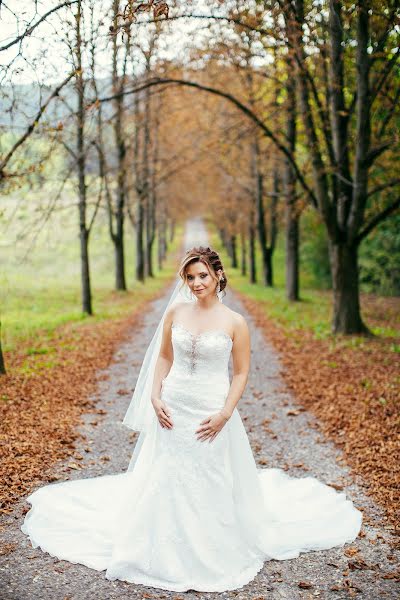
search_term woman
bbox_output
[151,246,249,440]
[21,246,362,593]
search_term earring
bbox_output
[216,276,224,295]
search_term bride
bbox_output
[21,245,362,593]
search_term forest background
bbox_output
[0,0,399,533]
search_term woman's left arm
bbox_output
[195,314,250,442]
[220,314,250,419]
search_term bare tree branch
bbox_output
[0,71,75,179]
[0,1,79,52]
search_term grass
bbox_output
[0,185,182,352]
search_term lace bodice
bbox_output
[166,322,233,382]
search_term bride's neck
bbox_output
[195,297,219,311]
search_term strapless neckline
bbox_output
[171,322,233,344]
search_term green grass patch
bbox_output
[1,183,182,351]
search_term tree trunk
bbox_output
[250,138,267,285]
[329,2,371,334]
[266,168,279,287]
[145,196,155,278]
[113,112,127,290]
[145,175,157,280]
[240,229,247,276]
[285,207,299,301]
[227,238,233,262]
[265,247,273,286]
[169,219,175,243]
[252,131,277,288]
[111,0,127,290]
[284,43,300,301]
[249,220,257,284]
[157,199,165,271]
[0,321,6,375]
[158,199,167,268]
[146,97,159,278]
[292,0,372,333]
[230,235,238,268]
[218,227,226,249]
[256,172,270,286]
[76,1,92,315]
[158,224,164,270]
[223,229,233,261]
[136,198,145,282]
[329,0,352,227]
[80,225,92,313]
[114,217,126,289]
[142,70,154,278]
[329,241,370,334]
[132,89,147,283]
[163,210,168,254]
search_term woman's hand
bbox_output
[152,398,173,429]
[195,411,230,443]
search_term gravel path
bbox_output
[0,223,398,600]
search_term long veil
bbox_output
[122,277,193,434]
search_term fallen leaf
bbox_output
[298,581,313,589]
[344,546,359,557]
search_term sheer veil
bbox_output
[122,277,193,435]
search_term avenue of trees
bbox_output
[0,0,399,373]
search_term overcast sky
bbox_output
[0,0,233,85]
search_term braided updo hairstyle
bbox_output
[178,246,227,297]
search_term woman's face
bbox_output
[185,261,219,299]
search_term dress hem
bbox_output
[105,557,266,592]
[21,518,265,593]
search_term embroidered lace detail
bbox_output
[169,322,232,384]
[171,322,233,343]
[189,336,197,374]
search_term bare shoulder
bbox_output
[220,306,249,336]
[232,311,249,335]
[165,301,189,321]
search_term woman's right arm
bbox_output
[150,304,176,429]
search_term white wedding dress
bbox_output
[21,320,362,593]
